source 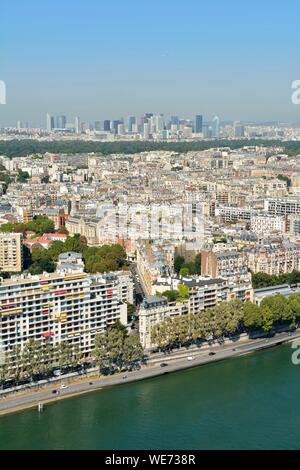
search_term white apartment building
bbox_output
[216,206,254,222]
[265,198,300,216]
[139,296,188,350]
[250,214,286,236]
[0,266,133,358]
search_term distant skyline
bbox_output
[1,0,300,126]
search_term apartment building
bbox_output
[66,216,100,245]
[110,271,134,304]
[139,277,232,349]
[265,198,300,216]
[288,215,300,239]
[0,232,23,273]
[0,264,133,357]
[139,295,188,350]
[250,214,286,236]
[136,241,175,295]
[253,179,288,196]
[201,249,248,280]
[216,206,254,222]
[201,249,252,301]
[16,206,33,223]
[247,241,300,275]
[67,201,205,255]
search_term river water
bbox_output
[0,344,299,450]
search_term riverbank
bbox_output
[0,329,299,418]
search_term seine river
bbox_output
[0,344,300,450]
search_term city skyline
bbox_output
[7,111,296,130]
[1,0,300,126]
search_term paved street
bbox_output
[129,263,145,305]
[0,329,299,417]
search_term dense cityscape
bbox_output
[0,139,300,381]
[3,0,300,457]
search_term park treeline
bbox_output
[0,138,296,158]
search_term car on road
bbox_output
[208,352,216,356]
[52,389,57,394]
[89,382,94,385]
[160,363,168,368]
[122,375,128,380]
[60,384,69,390]
[187,356,194,361]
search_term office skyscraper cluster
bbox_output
[43,112,228,140]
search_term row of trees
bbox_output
[0,340,81,385]
[252,270,300,289]
[0,322,145,386]
[0,139,283,159]
[94,322,144,373]
[151,294,300,350]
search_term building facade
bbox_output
[247,241,300,275]
[0,266,133,358]
[250,214,286,236]
[265,198,300,216]
[0,233,23,273]
[200,249,252,301]
[139,277,235,349]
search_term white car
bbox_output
[187,356,194,361]
[60,384,69,390]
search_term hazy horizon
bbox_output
[1,0,300,127]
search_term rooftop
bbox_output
[142,295,168,309]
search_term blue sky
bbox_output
[1,0,300,126]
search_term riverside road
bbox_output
[0,329,299,416]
